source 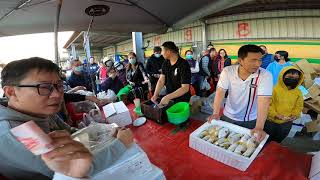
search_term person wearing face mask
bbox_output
[264,67,304,143]
[259,45,274,69]
[67,59,92,91]
[266,50,292,86]
[208,45,273,142]
[126,52,150,101]
[185,50,201,96]
[146,46,165,94]
[101,67,124,94]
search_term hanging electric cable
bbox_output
[83,4,110,96]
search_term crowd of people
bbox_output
[64,41,303,144]
[0,40,305,179]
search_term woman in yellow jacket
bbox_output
[264,66,304,143]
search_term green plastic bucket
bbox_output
[166,102,190,125]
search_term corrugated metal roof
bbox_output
[65,31,131,49]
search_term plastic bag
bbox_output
[76,90,94,96]
[97,91,107,100]
[72,123,118,152]
[80,109,105,127]
[105,89,117,102]
[190,95,201,105]
[200,93,215,114]
[88,109,105,123]
[97,90,117,102]
[72,100,96,113]
[201,79,211,91]
[82,113,94,126]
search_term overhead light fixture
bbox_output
[85,4,110,17]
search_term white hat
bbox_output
[102,57,109,63]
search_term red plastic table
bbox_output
[127,104,312,180]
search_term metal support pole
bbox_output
[71,44,77,59]
[114,45,118,61]
[54,0,63,64]
[202,22,208,50]
[83,31,96,95]
[132,32,144,63]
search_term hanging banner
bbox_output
[154,36,161,46]
[237,22,251,37]
[185,28,193,42]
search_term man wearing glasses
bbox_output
[0,57,133,179]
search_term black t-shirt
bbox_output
[161,57,191,103]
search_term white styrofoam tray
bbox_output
[93,143,153,180]
[309,151,320,180]
[189,121,269,171]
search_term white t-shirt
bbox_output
[217,65,273,121]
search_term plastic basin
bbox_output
[166,102,190,125]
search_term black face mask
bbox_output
[283,78,299,88]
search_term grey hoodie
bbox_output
[0,105,127,180]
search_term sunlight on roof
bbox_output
[0,31,74,64]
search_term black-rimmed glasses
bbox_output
[17,82,64,96]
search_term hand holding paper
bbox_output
[10,121,54,155]
[42,130,93,178]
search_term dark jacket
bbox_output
[146,55,164,76]
[212,57,231,78]
[126,62,148,89]
[117,69,128,86]
[101,76,124,94]
[146,54,165,91]
[89,63,100,75]
[67,72,92,91]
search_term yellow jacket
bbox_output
[268,66,304,124]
